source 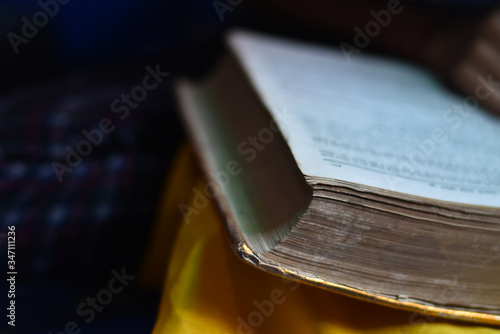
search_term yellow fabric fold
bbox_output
[149,143,499,334]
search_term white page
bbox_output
[228,30,500,208]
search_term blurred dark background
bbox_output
[0,0,498,333]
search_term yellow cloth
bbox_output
[147,143,499,334]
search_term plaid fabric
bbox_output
[0,65,181,283]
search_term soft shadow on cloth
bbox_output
[146,142,499,334]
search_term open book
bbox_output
[177,30,500,325]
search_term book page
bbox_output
[228,30,500,208]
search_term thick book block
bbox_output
[177,30,500,325]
